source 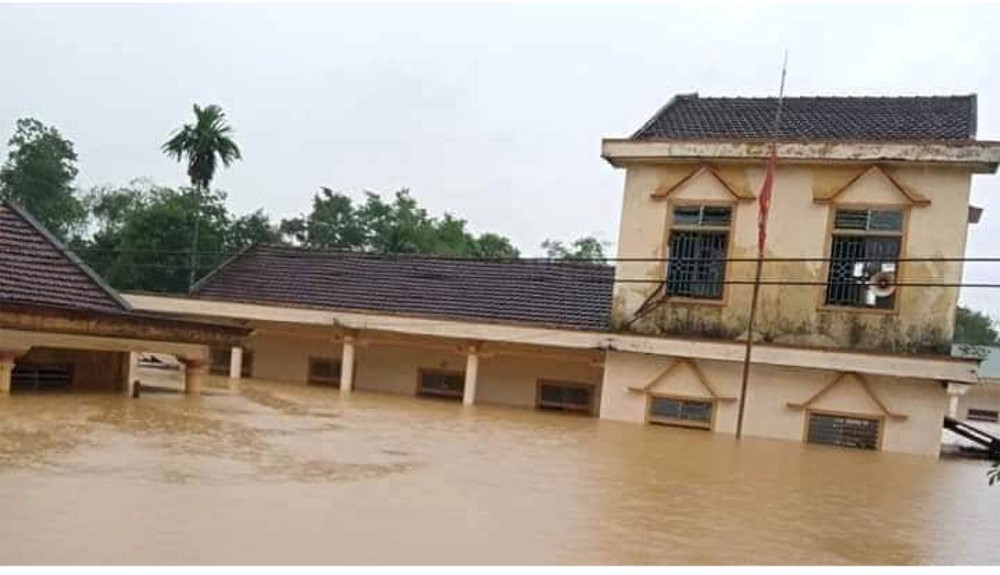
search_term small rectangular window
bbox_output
[666,205,732,300]
[648,396,713,429]
[825,208,903,309]
[536,380,595,414]
[807,412,880,450]
[418,369,465,400]
[11,363,72,392]
[967,409,999,423]
[308,357,341,386]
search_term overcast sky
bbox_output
[1,2,998,316]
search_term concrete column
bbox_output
[463,344,480,406]
[946,382,969,419]
[229,346,244,380]
[339,335,356,396]
[0,353,15,395]
[183,359,208,396]
[123,352,139,397]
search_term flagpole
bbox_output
[735,53,788,440]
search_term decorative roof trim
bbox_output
[650,164,755,201]
[786,371,907,420]
[3,201,132,311]
[627,358,737,401]
[814,165,931,206]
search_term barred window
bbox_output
[536,381,595,414]
[418,369,465,400]
[665,205,732,300]
[308,357,341,386]
[648,396,713,429]
[807,412,880,450]
[825,208,903,309]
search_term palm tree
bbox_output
[162,104,242,289]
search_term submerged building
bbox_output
[4,94,1000,457]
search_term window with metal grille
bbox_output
[11,363,72,392]
[308,357,341,386]
[824,208,902,309]
[967,409,999,423]
[807,412,880,450]
[210,348,254,377]
[648,396,713,429]
[418,369,465,400]
[665,205,732,300]
[536,380,595,414]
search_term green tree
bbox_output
[161,104,242,190]
[953,306,1000,346]
[77,182,278,293]
[161,104,243,287]
[541,235,608,263]
[0,118,86,239]
[282,188,520,258]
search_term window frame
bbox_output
[967,408,999,423]
[535,379,597,416]
[661,200,737,306]
[817,203,910,315]
[10,362,74,392]
[803,408,885,451]
[645,392,716,430]
[416,368,466,400]
[308,356,342,387]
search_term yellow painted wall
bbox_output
[612,162,973,354]
[600,350,948,456]
[957,384,1000,420]
[248,328,603,408]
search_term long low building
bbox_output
[0,202,248,395]
[125,243,979,457]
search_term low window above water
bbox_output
[648,395,713,429]
[536,380,595,415]
[807,412,881,450]
[417,369,465,400]
[308,357,341,386]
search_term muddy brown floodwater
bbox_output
[1,379,998,565]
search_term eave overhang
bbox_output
[601,138,1000,173]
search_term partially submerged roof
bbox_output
[191,245,615,331]
[632,93,977,142]
[1,202,130,314]
[1,202,248,342]
[952,344,1000,383]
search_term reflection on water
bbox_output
[1,379,997,565]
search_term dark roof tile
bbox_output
[632,94,977,141]
[1,203,128,314]
[192,245,614,331]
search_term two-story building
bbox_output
[54,94,1000,457]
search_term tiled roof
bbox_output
[0,203,129,314]
[192,245,615,331]
[632,94,977,141]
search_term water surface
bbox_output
[1,379,997,565]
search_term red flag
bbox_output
[757,143,778,255]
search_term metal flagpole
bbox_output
[735,52,788,440]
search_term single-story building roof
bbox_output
[632,93,977,141]
[0,201,247,345]
[191,244,615,331]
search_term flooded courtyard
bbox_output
[1,379,997,565]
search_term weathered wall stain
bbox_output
[611,162,971,356]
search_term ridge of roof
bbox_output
[2,201,132,312]
[631,93,979,142]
